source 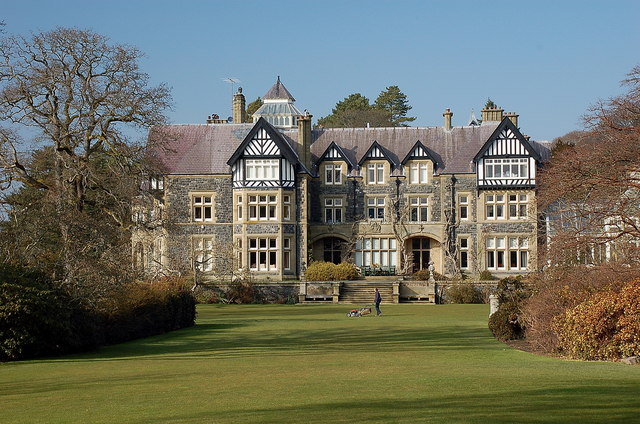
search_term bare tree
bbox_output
[0,28,171,302]
[539,65,640,266]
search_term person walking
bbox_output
[374,287,382,316]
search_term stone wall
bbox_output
[164,175,234,272]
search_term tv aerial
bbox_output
[222,77,241,95]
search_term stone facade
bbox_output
[134,79,549,282]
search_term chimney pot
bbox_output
[443,108,454,131]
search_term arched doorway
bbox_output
[311,236,347,264]
[410,237,431,272]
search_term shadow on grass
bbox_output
[32,315,497,363]
[139,384,640,424]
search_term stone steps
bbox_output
[339,282,393,304]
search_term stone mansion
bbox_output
[133,78,549,281]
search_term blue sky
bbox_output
[3,0,639,141]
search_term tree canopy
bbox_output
[374,86,416,126]
[246,96,263,122]
[316,86,415,128]
[0,27,172,301]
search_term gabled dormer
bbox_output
[358,141,397,185]
[474,118,542,189]
[401,141,437,185]
[227,118,299,188]
[316,142,355,186]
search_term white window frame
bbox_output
[283,237,292,271]
[192,194,214,222]
[486,236,529,271]
[193,237,214,272]
[409,196,429,222]
[324,198,344,224]
[459,237,469,270]
[367,162,385,185]
[236,195,243,220]
[409,161,429,184]
[459,195,469,221]
[354,237,397,267]
[508,194,529,219]
[484,158,529,180]
[283,194,291,221]
[367,197,386,220]
[248,194,277,221]
[246,159,279,181]
[485,194,505,220]
[324,163,343,185]
[248,237,278,271]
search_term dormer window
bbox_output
[408,161,429,184]
[324,164,343,185]
[367,163,385,185]
[246,159,279,181]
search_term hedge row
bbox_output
[0,264,196,361]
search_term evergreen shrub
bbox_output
[489,301,524,341]
[305,262,358,281]
[0,264,74,360]
[488,276,530,341]
[0,266,196,361]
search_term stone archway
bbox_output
[410,237,431,272]
[311,236,349,264]
[405,236,442,274]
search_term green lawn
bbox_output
[2,304,639,423]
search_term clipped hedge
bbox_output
[0,265,196,361]
[305,261,359,281]
[0,265,74,360]
[104,278,196,344]
[553,280,640,360]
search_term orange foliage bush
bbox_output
[521,265,640,354]
[553,280,640,360]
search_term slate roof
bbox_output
[150,121,550,176]
[294,124,504,175]
[150,124,254,174]
[262,77,295,101]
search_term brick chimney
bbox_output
[297,111,313,169]
[232,87,246,123]
[481,105,504,123]
[443,108,453,131]
[505,112,519,127]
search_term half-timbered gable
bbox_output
[227,118,300,188]
[401,141,437,166]
[474,119,542,189]
[317,141,356,170]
